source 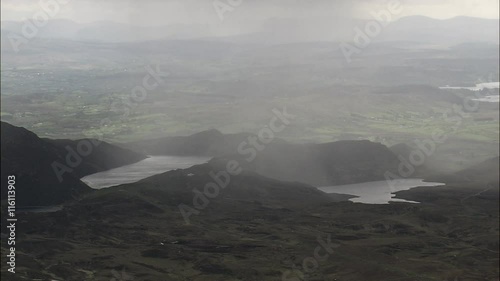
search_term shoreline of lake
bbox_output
[81,155,211,189]
[318,179,445,204]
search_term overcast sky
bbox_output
[2,0,499,25]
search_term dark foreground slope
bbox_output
[1,122,91,206]
[2,160,498,281]
[1,122,146,205]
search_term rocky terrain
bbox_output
[1,123,498,281]
[1,158,498,280]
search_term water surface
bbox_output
[318,179,444,204]
[81,156,210,189]
[439,82,499,91]
[439,82,499,103]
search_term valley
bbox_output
[1,157,498,281]
[1,123,498,280]
[1,6,499,281]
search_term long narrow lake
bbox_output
[439,82,499,91]
[318,179,444,204]
[439,82,499,103]
[81,156,210,189]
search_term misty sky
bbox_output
[2,0,499,27]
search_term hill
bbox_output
[2,16,498,44]
[427,156,500,184]
[127,130,399,186]
[214,140,399,186]
[124,129,258,156]
[44,138,146,178]
[1,122,146,205]
[1,122,91,206]
[379,16,499,45]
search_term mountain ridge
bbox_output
[0,122,146,205]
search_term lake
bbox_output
[318,179,445,204]
[439,82,500,91]
[472,95,500,103]
[439,82,499,103]
[81,155,211,189]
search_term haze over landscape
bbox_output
[1,0,499,280]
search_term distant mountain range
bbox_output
[1,16,498,46]
[1,19,212,42]
[376,16,499,45]
[124,129,250,156]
